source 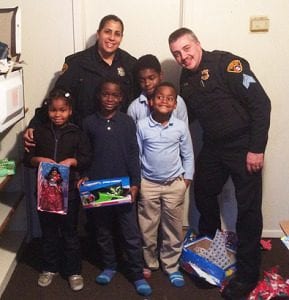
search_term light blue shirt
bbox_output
[127,92,188,125]
[137,114,194,182]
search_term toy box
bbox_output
[0,158,16,176]
[79,176,132,208]
[180,232,236,287]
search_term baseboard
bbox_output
[182,226,284,239]
[262,229,283,238]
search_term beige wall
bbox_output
[1,0,288,237]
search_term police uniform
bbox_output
[29,43,138,128]
[180,50,271,282]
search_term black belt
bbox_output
[144,176,183,185]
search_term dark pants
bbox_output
[38,191,81,276]
[194,136,262,282]
[91,203,144,282]
[24,166,42,241]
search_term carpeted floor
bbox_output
[2,237,289,300]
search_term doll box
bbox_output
[79,176,132,208]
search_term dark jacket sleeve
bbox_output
[74,129,92,172]
[23,128,39,167]
[125,117,141,187]
[220,54,271,153]
[28,104,50,128]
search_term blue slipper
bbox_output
[169,271,185,287]
[134,279,152,296]
[96,269,116,285]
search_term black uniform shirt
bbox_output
[29,44,138,128]
[180,50,271,153]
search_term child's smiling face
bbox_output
[152,85,177,115]
[48,97,72,127]
[100,82,122,113]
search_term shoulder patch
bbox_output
[227,60,242,73]
[60,63,69,74]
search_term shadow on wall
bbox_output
[161,59,182,90]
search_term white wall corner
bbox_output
[180,0,195,27]
[72,0,86,52]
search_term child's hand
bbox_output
[129,186,139,203]
[184,179,192,189]
[77,177,89,189]
[59,158,77,167]
[23,128,35,152]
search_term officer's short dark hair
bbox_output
[134,54,161,75]
[98,15,124,34]
[168,27,199,44]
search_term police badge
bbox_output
[201,69,210,80]
[117,67,125,77]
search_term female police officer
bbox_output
[23,15,139,241]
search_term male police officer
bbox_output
[169,28,271,299]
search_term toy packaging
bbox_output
[0,158,16,176]
[37,162,69,215]
[180,229,236,287]
[79,176,132,208]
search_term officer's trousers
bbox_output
[194,137,262,282]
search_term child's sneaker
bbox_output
[68,274,84,291]
[38,271,57,287]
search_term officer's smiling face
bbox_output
[97,20,123,57]
[170,34,202,71]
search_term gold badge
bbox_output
[61,63,68,74]
[201,69,210,80]
[227,60,242,73]
[117,67,125,77]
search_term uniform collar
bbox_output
[94,42,121,64]
[96,110,121,122]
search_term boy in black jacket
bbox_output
[80,78,152,297]
[24,88,91,291]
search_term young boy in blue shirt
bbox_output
[128,54,188,124]
[80,78,152,297]
[137,82,194,287]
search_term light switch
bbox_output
[250,16,269,32]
